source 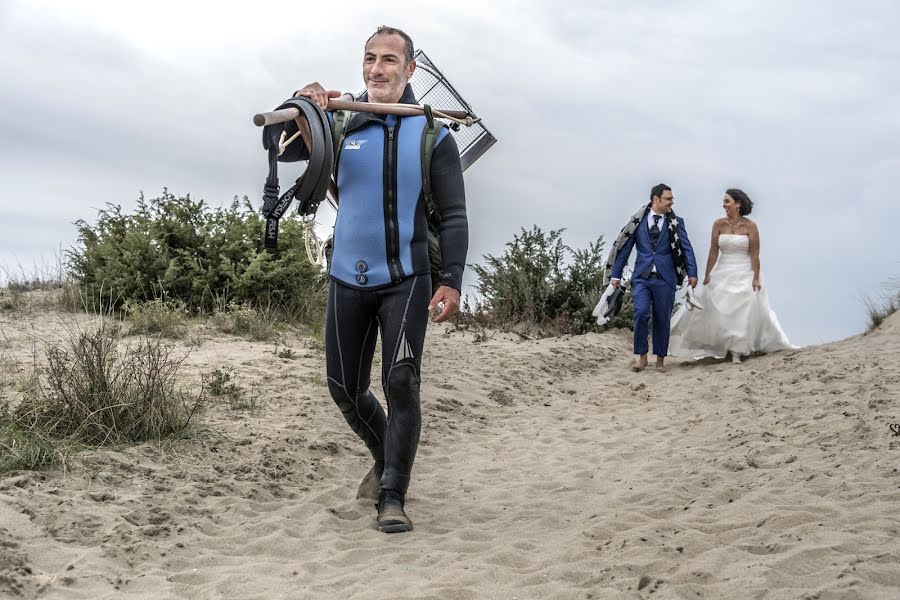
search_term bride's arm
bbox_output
[748,221,761,291]
[704,221,720,285]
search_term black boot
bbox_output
[376,489,413,533]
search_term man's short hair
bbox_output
[650,183,671,200]
[365,26,415,65]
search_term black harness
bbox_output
[260,97,334,250]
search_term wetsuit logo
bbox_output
[395,329,415,363]
[344,139,368,150]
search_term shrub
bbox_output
[471,227,566,325]
[8,324,204,448]
[0,288,23,312]
[124,297,189,338]
[67,190,328,326]
[0,424,63,472]
[210,302,278,341]
[2,251,85,313]
[206,367,258,411]
[470,226,621,334]
[865,295,899,332]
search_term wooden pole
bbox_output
[254,99,471,127]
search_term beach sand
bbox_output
[1,307,899,599]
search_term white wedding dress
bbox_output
[669,234,793,357]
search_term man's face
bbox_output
[363,33,416,104]
[652,189,674,214]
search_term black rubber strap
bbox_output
[260,97,334,250]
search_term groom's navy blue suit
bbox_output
[612,212,698,356]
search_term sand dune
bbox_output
[1,307,899,599]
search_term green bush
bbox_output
[67,190,328,326]
[471,226,624,334]
[124,297,189,338]
[210,302,278,341]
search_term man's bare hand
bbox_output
[611,279,621,289]
[429,286,460,323]
[688,277,698,289]
[293,83,341,109]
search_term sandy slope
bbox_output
[1,307,899,599]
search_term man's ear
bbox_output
[405,59,416,79]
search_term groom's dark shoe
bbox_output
[377,489,413,533]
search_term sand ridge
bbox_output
[1,308,899,599]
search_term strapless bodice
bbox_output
[718,234,750,265]
[718,234,750,254]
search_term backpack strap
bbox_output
[328,109,352,205]
[331,110,350,175]
[421,104,447,228]
[420,104,447,225]
[420,105,450,290]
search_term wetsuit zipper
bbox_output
[384,122,402,282]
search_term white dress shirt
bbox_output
[647,210,665,272]
[612,210,666,282]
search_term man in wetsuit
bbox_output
[291,26,468,533]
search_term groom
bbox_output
[610,184,698,372]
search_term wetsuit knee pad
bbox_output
[385,363,420,403]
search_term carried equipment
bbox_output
[255,50,496,287]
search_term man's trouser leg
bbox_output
[632,277,652,356]
[649,277,675,356]
[325,280,386,477]
[376,275,430,495]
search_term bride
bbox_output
[669,188,793,363]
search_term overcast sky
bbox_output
[1,0,897,346]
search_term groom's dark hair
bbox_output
[650,183,671,200]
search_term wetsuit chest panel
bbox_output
[330,115,430,289]
[394,116,428,278]
[332,125,389,287]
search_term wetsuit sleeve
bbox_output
[431,133,468,292]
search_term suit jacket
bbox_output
[611,213,698,289]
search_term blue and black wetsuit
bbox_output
[282,85,468,494]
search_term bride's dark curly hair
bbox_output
[726,188,754,216]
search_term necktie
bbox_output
[650,214,661,245]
